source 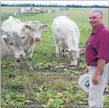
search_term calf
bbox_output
[0,29,25,62]
[2,16,48,71]
[52,16,80,66]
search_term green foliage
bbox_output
[104,96,109,107]
[36,91,49,103]
[1,89,25,107]
[47,98,63,108]
[62,91,74,102]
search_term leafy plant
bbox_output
[46,98,63,108]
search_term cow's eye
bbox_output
[29,26,31,30]
[25,25,29,28]
[9,42,14,45]
[22,36,26,39]
[25,25,31,30]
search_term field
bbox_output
[1,7,109,108]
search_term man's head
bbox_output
[89,8,103,28]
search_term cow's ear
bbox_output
[2,35,7,44]
[41,24,48,31]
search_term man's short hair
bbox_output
[90,8,103,17]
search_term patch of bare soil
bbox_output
[34,66,84,73]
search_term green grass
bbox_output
[1,7,109,108]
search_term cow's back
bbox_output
[2,16,24,36]
[2,16,21,30]
[52,16,80,45]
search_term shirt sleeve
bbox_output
[97,31,109,63]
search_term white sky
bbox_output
[1,0,109,6]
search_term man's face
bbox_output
[89,11,102,28]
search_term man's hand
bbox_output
[92,73,100,84]
[84,67,88,73]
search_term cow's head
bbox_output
[1,30,25,59]
[21,21,48,42]
[65,48,80,66]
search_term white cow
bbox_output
[14,8,25,16]
[2,16,48,71]
[20,8,25,16]
[25,7,32,13]
[52,16,80,66]
[34,7,43,13]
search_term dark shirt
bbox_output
[85,24,109,66]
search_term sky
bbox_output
[1,0,109,6]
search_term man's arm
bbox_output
[92,58,105,84]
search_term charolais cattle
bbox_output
[2,16,48,71]
[52,16,80,66]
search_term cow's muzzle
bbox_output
[34,37,41,42]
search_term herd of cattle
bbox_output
[14,7,68,16]
[1,15,82,71]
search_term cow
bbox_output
[25,7,32,13]
[14,8,25,16]
[52,16,80,66]
[0,29,25,68]
[2,16,48,71]
[34,7,43,14]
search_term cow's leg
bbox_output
[28,52,34,71]
[54,40,60,57]
[70,50,79,66]
[65,42,74,64]
[61,44,66,56]
[27,45,35,71]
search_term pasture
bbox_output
[1,7,109,108]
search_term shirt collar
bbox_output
[92,23,104,35]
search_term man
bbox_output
[85,8,109,108]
